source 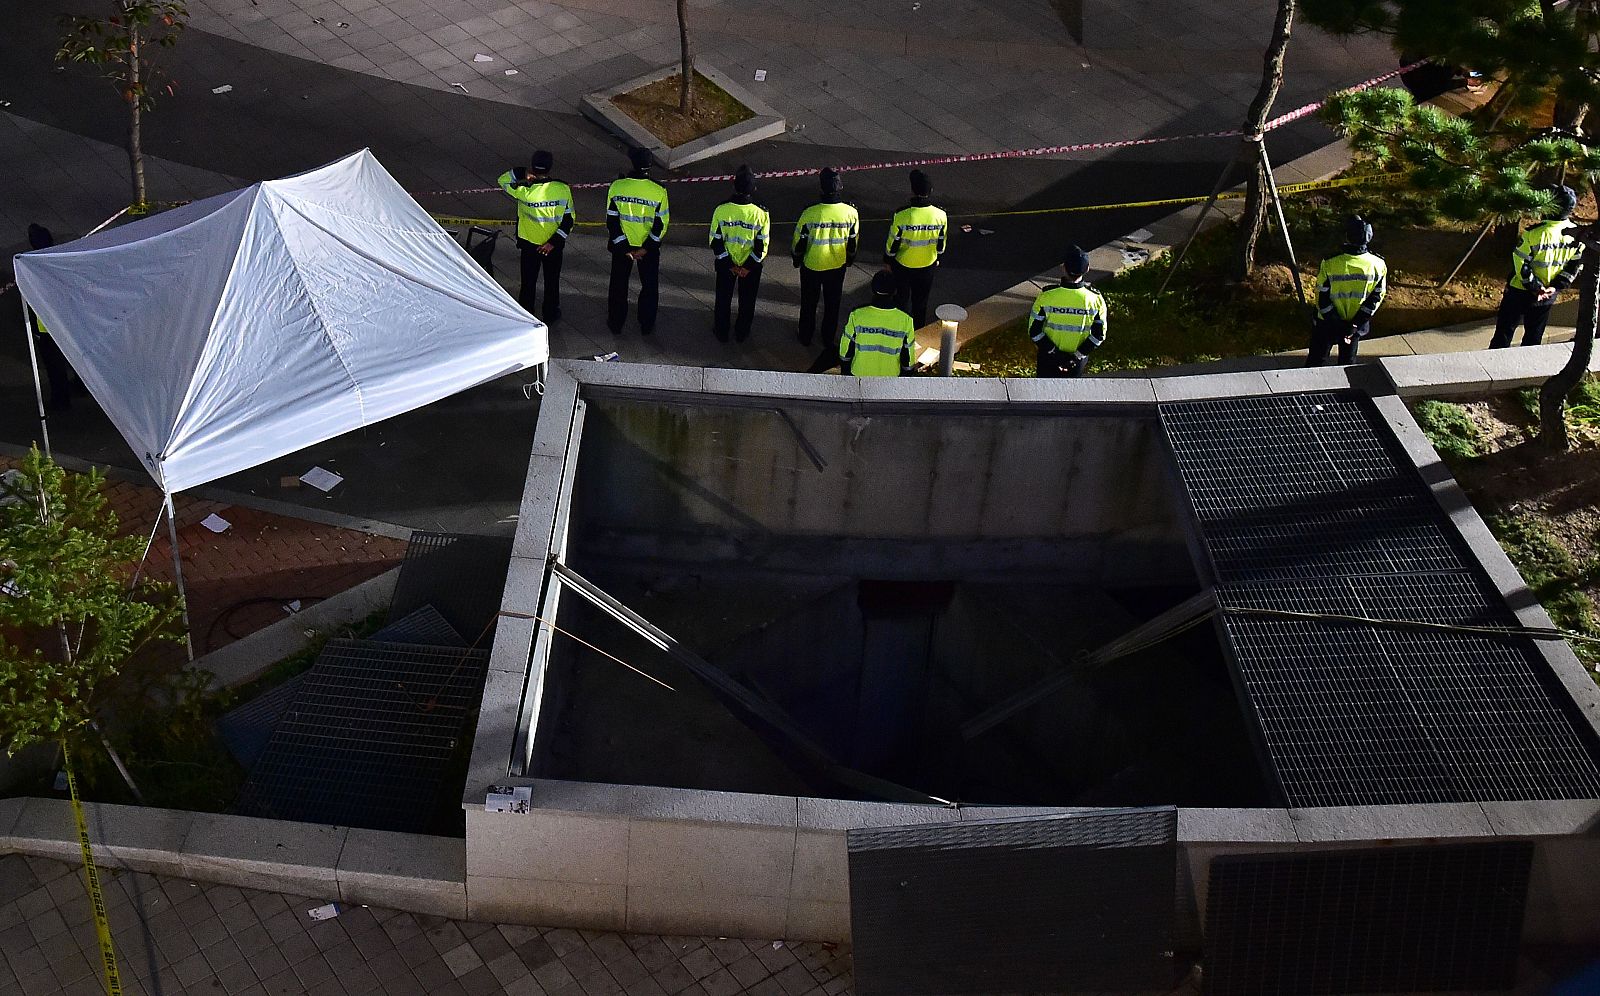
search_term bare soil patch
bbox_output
[611,72,754,148]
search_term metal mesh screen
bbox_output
[1161,392,1600,807]
[1203,842,1534,995]
[848,808,1178,995]
[387,531,512,640]
[215,674,305,771]
[371,604,467,647]
[235,639,488,834]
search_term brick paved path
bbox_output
[0,855,854,996]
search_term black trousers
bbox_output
[517,240,563,317]
[1035,347,1085,378]
[800,266,848,372]
[890,261,936,330]
[607,246,660,333]
[1306,316,1370,367]
[714,258,762,342]
[1490,286,1555,348]
[35,333,73,409]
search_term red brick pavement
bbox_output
[2,456,407,657]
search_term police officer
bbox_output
[795,168,860,371]
[498,149,574,320]
[883,169,948,329]
[606,147,671,335]
[709,165,770,343]
[1028,245,1106,378]
[1491,185,1582,349]
[1307,215,1387,366]
[23,223,79,412]
[839,271,917,377]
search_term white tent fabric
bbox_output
[14,149,546,493]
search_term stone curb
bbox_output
[581,63,786,170]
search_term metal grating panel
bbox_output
[387,532,512,641]
[1161,392,1600,807]
[235,639,488,834]
[371,604,467,648]
[1204,842,1534,995]
[848,808,1177,995]
[215,674,305,771]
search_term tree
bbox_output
[1236,0,1297,280]
[676,0,694,115]
[57,1,189,208]
[0,448,181,779]
[1308,0,1600,448]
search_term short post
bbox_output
[934,304,967,377]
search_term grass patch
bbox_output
[1413,400,1483,461]
[611,72,753,148]
[1487,512,1600,667]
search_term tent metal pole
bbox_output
[17,293,52,458]
[163,492,196,662]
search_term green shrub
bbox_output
[1412,400,1482,461]
[1488,513,1600,669]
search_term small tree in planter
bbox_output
[57,0,189,208]
[0,448,181,792]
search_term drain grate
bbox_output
[848,808,1178,995]
[235,638,488,833]
[1162,392,1600,807]
[387,532,512,641]
[215,674,305,771]
[1203,842,1533,995]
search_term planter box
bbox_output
[581,63,786,170]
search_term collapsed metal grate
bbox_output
[215,674,305,771]
[1161,392,1600,807]
[371,604,467,648]
[234,639,488,834]
[1203,842,1534,995]
[848,808,1178,995]
[387,531,512,641]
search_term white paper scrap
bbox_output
[299,466,344,492]
[474,53,494,62]
[1124,228,1154,243]
[211,84,233,94]
[450,82,470,93]
[915,347,941,367]
[201,513,231,533]
[0,579,22,598]
[307,903,342,921]
[754,69,767,82]
[592,351,621,362]
[486,785,533,813]
[504,69,519,75]
[283,599,302,614]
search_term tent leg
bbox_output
[18,294,52,458]
[164,493,195,662]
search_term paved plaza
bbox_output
[0,855,857,996]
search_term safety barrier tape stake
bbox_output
[63,739,123,996]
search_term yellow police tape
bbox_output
[429,172,1394,231]
[63,740,123,996]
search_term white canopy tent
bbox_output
[13,149,547,654]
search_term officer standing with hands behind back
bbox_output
[1028,245,1106,377]
[708,165,770,343]
[498,150,574,320]
[1307,215,1387,367]
[795,167,860,372]
[883,169,948,329]
[1491,185,1582,349]
[606,147,671,336]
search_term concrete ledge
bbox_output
[0,797,23,849]
[1481,799,1600,837]
[193,566,400,690]
[1178,808,1299,843]
[461,669,526,807]
[1151,371,1273,401]
[467,874,627,929]
[797,797,956,831]
[1288,803,1495,842]
[8,798,192,875]
[1000,376,1158,404]
[336,829,466,919]
[180,813,346,898]
[855,376,1009,403]
[563,359,707,394]
[1380,351,1494,397]
[786,897,849,943]
[466,807,629,885]
[581,63,786,170]
[625,885,788,937]
[701,367,862,402]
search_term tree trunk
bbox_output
[1234,0,1295,281]
[677,0,694,115]
[1539,241,1600,450]
[127,32,146,206]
